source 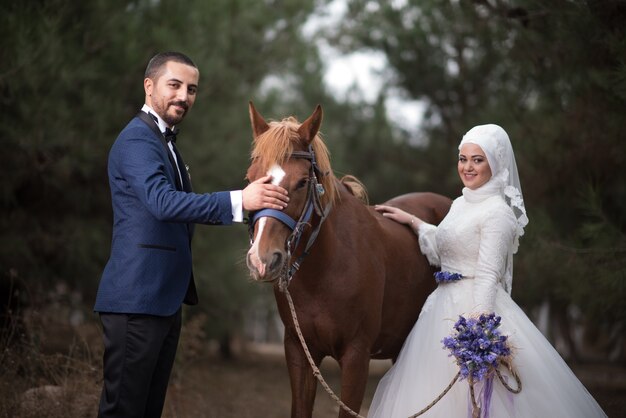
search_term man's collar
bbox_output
[141,104,176,133]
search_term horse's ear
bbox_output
[298,105,323,145]
[249,101,270,139]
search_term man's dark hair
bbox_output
[144,52,197,80]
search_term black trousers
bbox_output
[98,309,182,418]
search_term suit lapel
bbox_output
[136,110,163,139]
[136,112,184,191]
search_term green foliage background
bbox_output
[1,0,625,356]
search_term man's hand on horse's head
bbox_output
[242,175,289,211]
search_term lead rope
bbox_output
[275,173,363,416]
[282,286,365,418]
[407,360,521,418]
[407,371,461,417]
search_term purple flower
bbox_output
[441,312,511,381]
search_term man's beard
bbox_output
[162,112,184,126]
[157,100,188,126]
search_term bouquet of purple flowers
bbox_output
[410,313,520,417]
[442,313,511,382]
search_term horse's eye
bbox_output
[296,179,308,190]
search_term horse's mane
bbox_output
[251,116,340,207]
[339,174,369,205]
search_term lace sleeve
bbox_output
[473,205,517,311]
[417,222,440,266]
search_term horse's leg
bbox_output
[337,346,370,418]
[284,328,321,418]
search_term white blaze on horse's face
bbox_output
[247,164,285,279]
[268,164,286,186]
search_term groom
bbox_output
[94,51,289,418]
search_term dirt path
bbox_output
[163,345,626,418]
[164,348,383,418]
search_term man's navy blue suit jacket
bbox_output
[95,114,232,316]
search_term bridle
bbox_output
[248,145,332,291]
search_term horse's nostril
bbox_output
[269,251,283,271]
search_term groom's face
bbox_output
[145,61,199,126]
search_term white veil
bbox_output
[459,124,528,293]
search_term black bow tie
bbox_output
[164,127,179,143]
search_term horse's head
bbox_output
[245,102,338,283]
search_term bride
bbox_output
[370,124,606,417]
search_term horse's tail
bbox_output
[339,174,369,204]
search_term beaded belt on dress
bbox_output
[434,271,465,284]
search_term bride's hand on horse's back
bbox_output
[242,175,289,211]
[375,204,423,228]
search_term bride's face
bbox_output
[458,143,492,189]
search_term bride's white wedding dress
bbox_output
[368,190,607,418]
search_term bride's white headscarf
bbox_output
[459,124,528,293]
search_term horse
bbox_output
[245,102,452,418]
